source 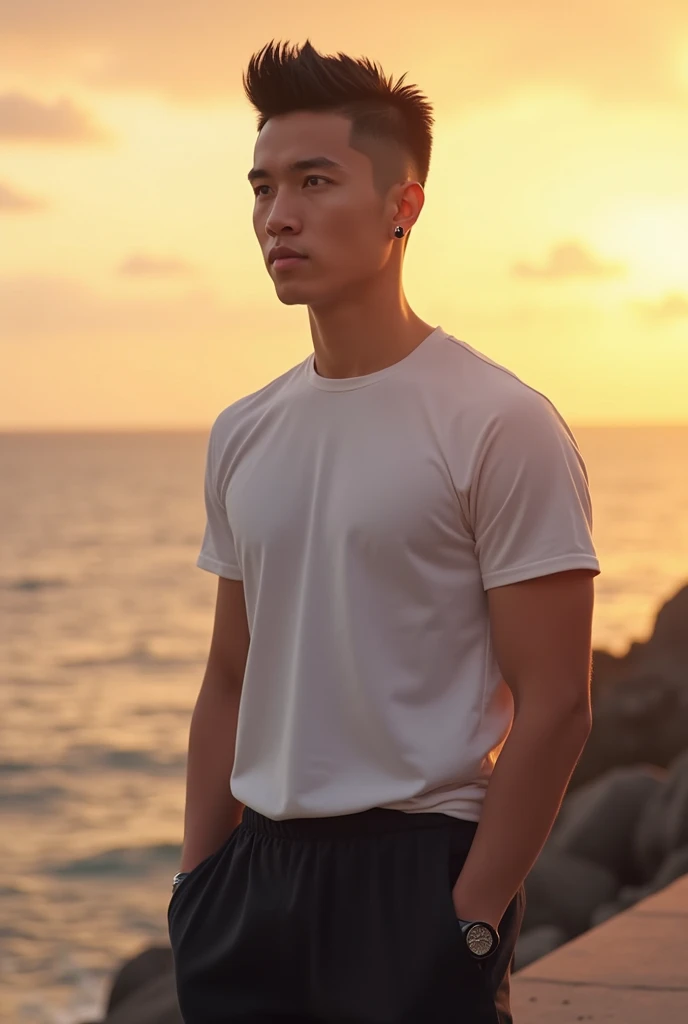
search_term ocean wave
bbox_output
[65,744,186,774]
[3,576,68,591]
[0,784,68,809]
[0,748,187,778]
[46,842,181,877]
[0,761,41,775]
[132,704,191,717]
[58,638,203,670]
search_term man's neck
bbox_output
[307,302,436,380]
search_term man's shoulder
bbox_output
[438,333,561,423]
[210,357,308,438]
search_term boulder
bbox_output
[552,765,665,884]
[100,945,181,1023]
[634,748,688,877]
[651,845,688,890]
[523,846,618,937]
[104,971,182,1024]
[590,847,688,930]
[572,671,688,789]
[589,884,654,928]
[644,583,688,669]
[569,582,688,792]
[633,778,672,881]
[662,749,688,854]
[590,902,620,928]
[589,582,688,684]
[590,647,635,689]
[513,926,568,971]
[105,945,175,1016]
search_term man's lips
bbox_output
[272,255,308,270]
[268,246,307,263]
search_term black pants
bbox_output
[168,805,525,1023]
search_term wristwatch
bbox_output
[457,918,500,960]
[172,871,190,893]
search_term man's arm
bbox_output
[179,575,250,873]
[451,567,595,928]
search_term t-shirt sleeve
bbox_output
[195,419,243,580]
[468,391,601,590]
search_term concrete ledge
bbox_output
[511,874,688,1022]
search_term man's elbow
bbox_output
[513,691,593,735]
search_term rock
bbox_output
[523,846,618,937]
[663,749,688,853]
[633,778,672,881]
[589,885,645,928]
[590,648,636,689]
[552,765,665,885]
[645,584,688,669]
[590,901,621,928]
[590,848,688,930]
[105,945,174,1016]
[513,926,568,971]
[568,582,688,792]
[572,671,688,790]
[589,582,688,690]
[634,748,688,877]
[104,971,182,1024]
[651,845,688,890]
[616,884,653,912]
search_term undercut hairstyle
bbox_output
[242,39,435,201]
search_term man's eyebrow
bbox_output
[247,156,344,184]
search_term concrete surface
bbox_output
[511,874,688,1022]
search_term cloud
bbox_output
[117,253,197,278]
[0,180,49,212]
[633,292,688,322]
[0,1,685,105]
[511,242,627,280]
[0,91,110,143]
[0,272,286,342]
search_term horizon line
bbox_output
[1,421,688,435]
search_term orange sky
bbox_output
[2,2,687,430]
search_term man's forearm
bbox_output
[451,704,592,928]
[179,673,245,873]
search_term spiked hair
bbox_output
[242,39,435,197]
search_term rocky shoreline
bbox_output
[78,581,688,1023]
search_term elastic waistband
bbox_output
[240,805,479,841]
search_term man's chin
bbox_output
[273,280,316,306]
[274,290,310,307]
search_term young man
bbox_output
[168,39,601,1024]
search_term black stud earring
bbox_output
[394,226,404,238]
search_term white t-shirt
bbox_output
[197,326,601,822]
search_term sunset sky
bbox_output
[2,2,687,430]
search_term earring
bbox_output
[394,225,404,238]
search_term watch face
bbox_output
[465,924,494,957]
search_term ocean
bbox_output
[1,426,687,1022]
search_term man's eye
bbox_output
[253,176,330,198]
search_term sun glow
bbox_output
[594,201,688,293]
[675,40,688,89]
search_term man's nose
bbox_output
[265,195,301,236]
